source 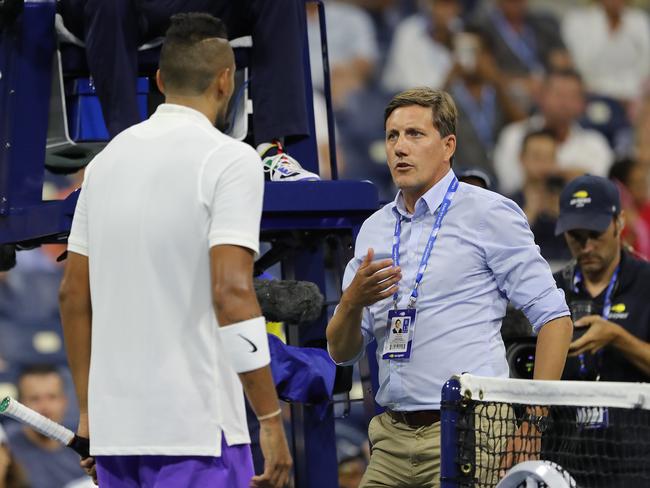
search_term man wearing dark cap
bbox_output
[457,167,494,190]
[554,174,650,383]
[552,174,650,487]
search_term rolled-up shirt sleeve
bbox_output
[328,256,375,366]
[480,198,570,333]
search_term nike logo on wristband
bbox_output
[239,335,258,353]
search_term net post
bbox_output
[441,375,462,488]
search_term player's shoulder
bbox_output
[202,134,261,173]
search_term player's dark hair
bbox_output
[159,13,231,96]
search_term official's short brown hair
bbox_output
[384,87,458,137]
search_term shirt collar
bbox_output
[152,103,215,128]
[393,168,456,219]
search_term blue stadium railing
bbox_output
[441,376,464,488]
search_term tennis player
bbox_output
[59,13,291,488]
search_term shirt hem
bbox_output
[90,445,239,456]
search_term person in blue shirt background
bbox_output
[326,87,573,488]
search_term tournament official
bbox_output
[326,88,573,488]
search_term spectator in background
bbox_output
[344,0,418,56]
[562,0,650,105]
[471,0,570,112]
[0,249,67,370]
[457,167,493,190]
[635,94,650,167]
[382,0,461,92]
[609,158,650,257]
[510,129,571,262]
[554,175,650,386]
[335,421,369,488]
[308,1,379,94]
[7,365,90,488]
[306,0,379,177]
[0,425,28,488]
[445,27,526,172]
[494,68,614,195]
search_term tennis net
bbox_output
[440,374,650,488]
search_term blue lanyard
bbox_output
[491,11,543,74]
[573,266,619,379]
[572,266,619,319]
[392,177,459,309]
[451,82,497,151]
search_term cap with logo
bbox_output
[457,167,493,190]
[555,175,621,236]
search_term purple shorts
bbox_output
[95,438,254,487]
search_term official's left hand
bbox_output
[569,315,622,356]
[499,421,541,478]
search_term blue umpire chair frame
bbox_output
[0,1,379,487]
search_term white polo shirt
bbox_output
[67,104,264,456]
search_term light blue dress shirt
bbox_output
[338,169,569,410]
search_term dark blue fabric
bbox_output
[58,0,310,143]
[268,333,336,419]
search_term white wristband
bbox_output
[219,316,270,373]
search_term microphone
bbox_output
[254,279,324,324]
[0,245,16,272]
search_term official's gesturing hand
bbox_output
[342,248,401,308]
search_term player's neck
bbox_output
[164,96,218,126]
[582,251,621,298]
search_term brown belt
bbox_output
[386,409,440,427]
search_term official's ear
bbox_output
[616,211,626,236]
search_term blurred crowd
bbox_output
[309,0,650,265]
[2,1,650,487]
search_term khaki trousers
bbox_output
[360,412,440,488]
[360,407,515,488]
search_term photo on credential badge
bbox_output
[392,318,403,334]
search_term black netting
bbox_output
[448,399,650,488]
